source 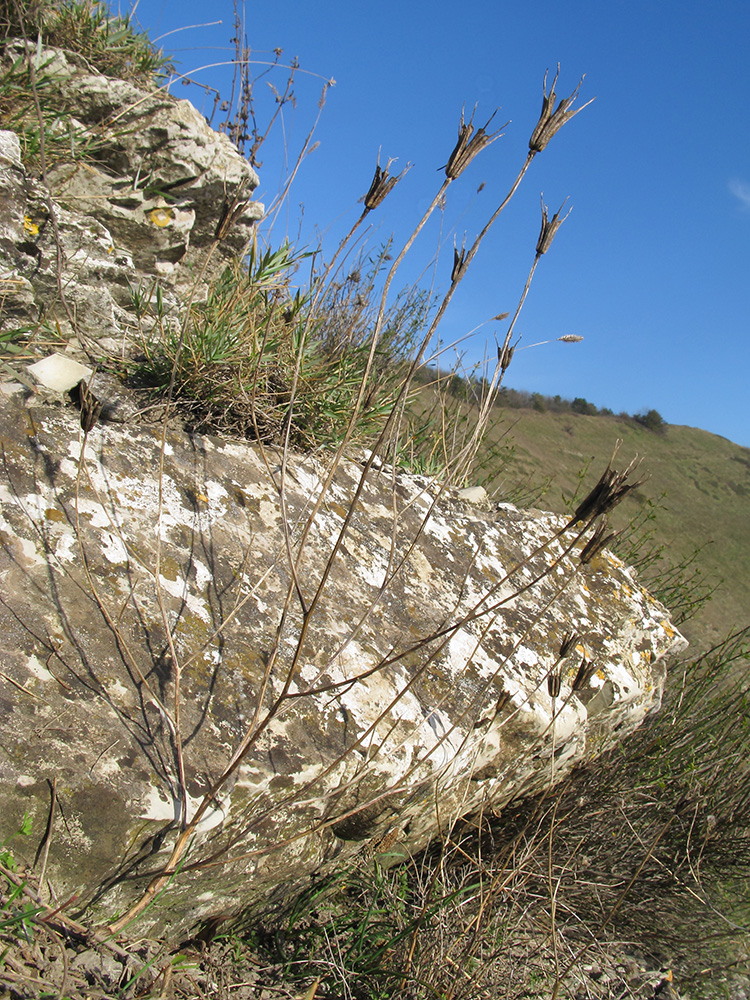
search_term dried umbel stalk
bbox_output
[363,155,408,212]
[536,196,572,255]
[566,447,647,528]
[529,64,594,153]
[445,106,505,180]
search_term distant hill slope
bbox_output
[479,409,750,649]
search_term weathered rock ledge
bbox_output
[0,387,686,939]
[0,37,687,942]
[0,40,263,348]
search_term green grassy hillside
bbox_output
[476,407,749,648]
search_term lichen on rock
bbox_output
[0,387,686,938]
[0,40,263,346]
[0,35,688,943]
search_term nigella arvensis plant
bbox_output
[536,195,572,256]
[528,64,594,153]
[444,106,506,179]
[363,154,410,212]
[566,446,647,530]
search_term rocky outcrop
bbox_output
[0,38,687,943]
[0,385,686,939]
[0,41,262,348]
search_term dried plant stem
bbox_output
[152,242,222,829]
[274,158,532,701]
[550,814,677,1000]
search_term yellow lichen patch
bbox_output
[149,207,174,228]
[660,620,675,638]
[23,215,39,236]
[158,556,181,582]
[44,508,66,522]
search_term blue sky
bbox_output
[131,0,749,447]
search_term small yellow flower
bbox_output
[23,215,39,236]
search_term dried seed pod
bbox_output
[536,195,572,255]
[451,239,468,283]
[559,631,580,658]
[445,106,505,180]
[497,340,515,373]
[572,656,598,692]
[214,183,251,241]
[567,445,647,528]
[529,64,593,153]
[547,672,562,698]
[579,517,620,564]
[69,379,103,433]
[363,154,408,212]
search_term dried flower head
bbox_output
[579,516,620,564]
[547,672,562,698]
[451,237,468,283]
[536,195,572,255]
[567,445,647,528]
[363,154,409,212]
[572,655,598,692]
[497,339,515,374]
[558,334,584,343]
[559,631,580,658]
[529,65,594,153]
[445,106,506,180]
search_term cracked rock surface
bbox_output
[0,387,686,939]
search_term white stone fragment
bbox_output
[27,353,93,392]
[458,485,488,504]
